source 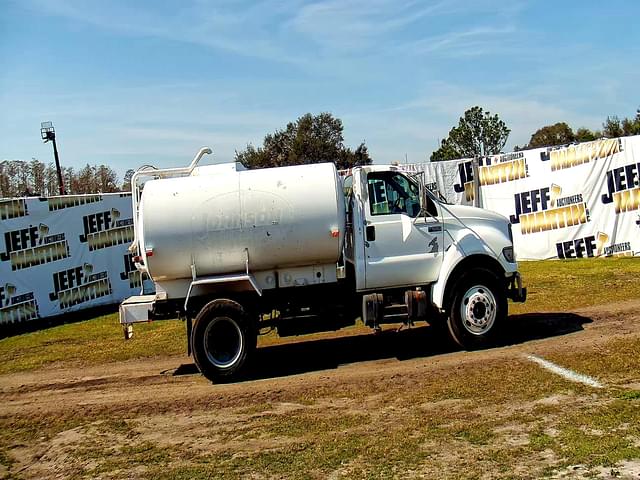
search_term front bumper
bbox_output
[507,272,527,303]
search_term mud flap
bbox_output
[508,273,527,303]
[186,317,193,356]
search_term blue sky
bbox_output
[1,0,639,181]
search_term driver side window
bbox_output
[367,172,421,217]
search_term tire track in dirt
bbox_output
[2,300,639,480]
[2,299,639,417]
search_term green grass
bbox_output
[257,411,368,438]
[555,399,640,467]
[619,390,640,400]
[0,258,638,375]
[0,448,14,470]
[0,313,184,374]
[2,332,640,478]
[2,258,640,479]
[510,257,640,314]
[545,336,640,384]
[143,384,640,479]
[529,428,554,451]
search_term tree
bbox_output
[602,107,640,138]
[431,139,462,161]
[76,164,96,193]
[15,161,31,196]
[0,161,16,197]
[122,169,135,192]
[44,164,59,196]
[602,116,624,138]
[0,158,124,197]
[336,142,370,170]
[430,106,510,161]
[522,106,639,148]
[621,118,640,136]
[235,113,372,169]
[526,122,575,149]
[574,127,600,143]
[621,107,640,136]
[95,165,118,193]
[64,166,77,195]
[575,127,600,142]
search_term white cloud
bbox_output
[289,0,452,51]
[22,0,527,68]
[24,0,310,66]
[400,25,517,57]
[6,0,638,175]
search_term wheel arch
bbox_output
[431,253,506,311]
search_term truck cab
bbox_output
[344,165,525,346]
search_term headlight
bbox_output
[502,246,515,263]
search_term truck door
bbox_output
[363,171,443,290]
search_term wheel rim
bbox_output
[203,316,244,368]
[460,285,497,335]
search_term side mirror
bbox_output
[422,189,439,219]
[414,185,433,222]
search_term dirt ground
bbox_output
[2,300,640,479]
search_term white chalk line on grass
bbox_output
[525,354,604,388]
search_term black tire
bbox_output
[191,299,256,383]
[446,268,506,350]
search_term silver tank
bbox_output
[138,162,346,281]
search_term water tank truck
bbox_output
[120,147,526,382]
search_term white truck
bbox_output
[120,147,526,382]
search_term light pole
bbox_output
[41,121,66,195]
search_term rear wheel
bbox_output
[447,268,506,349]
[192,299,256,383]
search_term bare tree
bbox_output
[122,169,135,192]
[44,164,59,196]
[29,158,46,196]
[96,165,119,193]
[1,158,124,197]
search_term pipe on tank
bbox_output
[128,147,213,259]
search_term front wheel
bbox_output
[191,299,256,383]
[447,268,506,349]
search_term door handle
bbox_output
[366,225,376,241]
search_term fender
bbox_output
[184,273,261,312]
[430,230,506,310]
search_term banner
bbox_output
[0,193,142,326]
[2,135,638,327]
[412,135,640,261]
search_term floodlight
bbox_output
[40,121,65,195]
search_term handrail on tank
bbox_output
[128,147,213,257]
